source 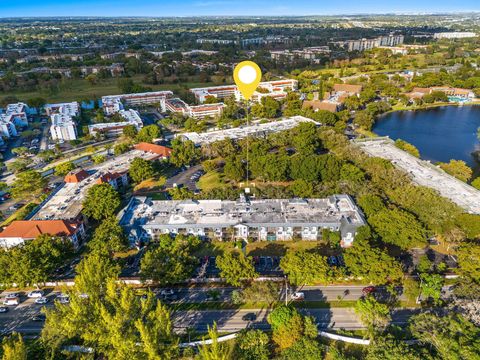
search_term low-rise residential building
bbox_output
[270,47,331,63]
[178,116,319,145]
[45,102,79,117]
[102,91,173,115]
[0,220,86,249]
[190,79,298,103]
[50,114,78,141]
[434,32,477,39]
[0,102,30,138]
[88,109,143,137]
[118,194,365,247]
[405,87,476,101]
[165,98,225,119]
[133,142,173,159]
[334,34,404,52]
[96,171,129,190]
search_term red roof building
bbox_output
[0,220,86,248]
[134,142,172,158]
[64,169,90,183]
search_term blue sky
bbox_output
[0,0,479,17]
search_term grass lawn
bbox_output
[245,240,333,257]
[5,75,218,103]
[1,202,39,227]
[193,240,236,257]
[133,177,167,193]
[197,171,228,192]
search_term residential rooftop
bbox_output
[178,116,319,145]
[354,137,480,214]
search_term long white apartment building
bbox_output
[178,116,319,145]
[88,109,143,137]
[190,79,298,103]
[102,91,173,115]
[355,137,480,214]
[334,34,404,52]
[118,194,366,247]
[50,114,77,141]
[165,98,225,119]
[45,102,80,117]
[433,32,477,39]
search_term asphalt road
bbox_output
[164,164,203,191]
[0,285,454,335]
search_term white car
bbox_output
[291,292,305,301]
[35,297,48,304]
[3,297,19,306]
[0,306,8,313]
[160,289,174,296]
[28,290,44,298]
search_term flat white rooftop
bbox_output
[355,137,480,214]
[178,116,319,145]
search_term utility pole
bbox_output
[284,275,288,306]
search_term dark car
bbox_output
[242,313,257,322]
[31,314,46,322]
[362,286,376,296]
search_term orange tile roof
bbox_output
[0,220,81,239]
[64,169,90,183]
[333,84,363,94]
[134,142,172,157]
[303,100,339,112]
[96,171,127,184]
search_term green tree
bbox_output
[123,124,138,139]
[279,337,324,360]
[114,142,131,155]
[223,156,245,182]
[140,234,200,285]
[170,138,200,167]
[6,159,31,174]
[1,332,27,360]
[280,250,330,285]
[343,227,403,284]
[10,170,47,199]
[234,329,270,360]
[92,154,106,164]
[136,125,161,143]
[439,160,472,182]
[82,183,121,221]
[89,217,128,254]
[471,177,480,190]
[354,296,391,336]
[366,335,426,360]
[129,157,155,183]
[240,281,280,304]
[216,251,258,286]
[11,147,29,157]
[367,208,427,249]
[54,161,75,176]
[419,273,444,304]
[292,122,320,155]
[198,323,231,360]
[74,251,120,298]
[394,139,420,158]
[409,313,480,360]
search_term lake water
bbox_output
[373,106,480,174]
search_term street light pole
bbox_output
[284,276,288,306]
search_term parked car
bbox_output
[5,293,19,299]
[0,307,8,313]
[35,297,48,304]
[291,292,305,301]
[3,297,19,306]
[28,290,44,298]
[362,286,376,296]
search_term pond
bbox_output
[373,106,480,174]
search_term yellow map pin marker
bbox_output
[234,61,262,100]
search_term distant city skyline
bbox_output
[1,0,480,17]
